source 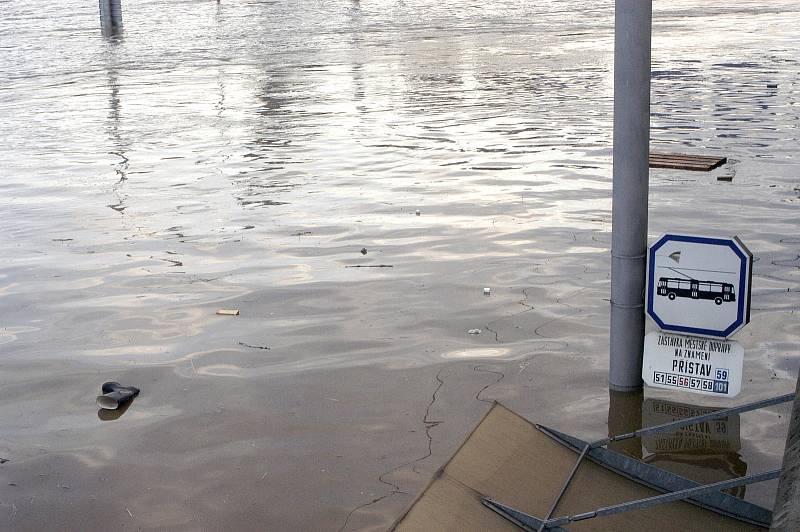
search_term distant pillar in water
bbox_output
[772,373,800,531]
[609,0,652,391]
[99,0,122,34]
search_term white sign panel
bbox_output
[646,234,752,339]
[642,331,744,397]
[642,398,741,454]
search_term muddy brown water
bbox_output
[1,0,799,530]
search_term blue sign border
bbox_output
[647,234,750,338]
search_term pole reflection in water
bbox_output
[106,64,129,214]
[608,390,748,498]
[608,389,644,460]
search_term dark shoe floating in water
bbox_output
[96,382,140,410]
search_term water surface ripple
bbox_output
[1,0,799,530]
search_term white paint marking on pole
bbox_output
[643,331,744,397]
[642,398,741,454]
[646,234,752,339]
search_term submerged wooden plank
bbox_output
[650,162,715,171]
[649,152,727,171]
[391,403,762,532]
[650,158,719,167]
[650,152,722,161]
[649,157,720,167]
[650,156,723,163]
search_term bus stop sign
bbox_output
[646,234,752,339]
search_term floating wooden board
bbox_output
[649,152,727,171]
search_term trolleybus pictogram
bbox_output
[657,277,736,305]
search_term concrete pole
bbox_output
[609,0,652,391]
[771,374,800,531]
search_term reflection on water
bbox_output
[608,389,644,460]
[97,398,134,421]
[1,0,798,369]
[608,391,749,498]
[106,59,130,213]
[643,398,748,498]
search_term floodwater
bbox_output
[1,0,799,530]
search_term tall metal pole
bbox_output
[99,0,122,35]
[771,373,800,531]
[609,0,652,391]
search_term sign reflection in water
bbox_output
[608,392,748,498]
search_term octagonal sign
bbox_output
[646,234,752,339]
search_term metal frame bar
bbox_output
[482,499,562,532]
[593,392,794,448]
[536,443,589,531]
[485,470,779,530]
[550,469,778,527]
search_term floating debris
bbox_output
[216,309,240,316]
[238,341,270,350]
[649,152,727,171]
[360,247,368,255]
[96,382,140,410]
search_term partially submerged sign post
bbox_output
[643,234,752,397]
[608,0,652,392]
